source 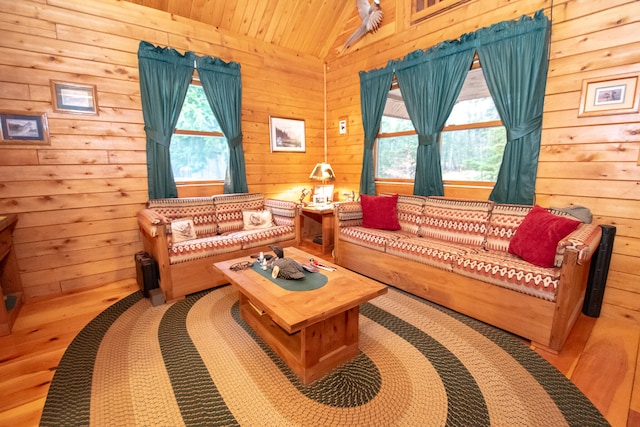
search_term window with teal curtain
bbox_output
[196,56,248,194]
[393,38,476,197]
[359,64,394,196]
[360,10,549,203]
[138,41,195,199]
[475,10,550,205]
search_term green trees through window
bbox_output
[170,83,229,181]
[377,116,417,179]
[376,67,506,183]
[441,96,506,181]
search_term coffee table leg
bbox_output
[299,306,360,384]
[239,292,360,384]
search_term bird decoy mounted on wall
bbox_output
[338,0,383,54]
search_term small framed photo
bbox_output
[269,116,306,152]
[51,81,98,115]
[578,74,640,117]
[312,195,327,205]
[0,111,50,145]
[314,184,334,203]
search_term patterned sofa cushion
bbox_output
[395,194,427,235]
[214,193,265,234]
[386,236,468,272]
[419,197,493,247]
[484,203,532,253]
[453,250,559,301]
[149,194,299,265]
[225,225,297,250]
[169,235,243,264]
[147,197,217,238]
[335,201,364,227]
[338,226,409,251]
[264,198,298,227]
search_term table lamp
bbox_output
[309,162,335,205]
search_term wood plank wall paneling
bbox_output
[0,0,324,299]
[541,0,640,318]
[324,0,640,320]
[0,0,638,322]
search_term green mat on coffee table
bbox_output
[250,260,327,291]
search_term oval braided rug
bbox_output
[40,285,609,426]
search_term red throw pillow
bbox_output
[508,205,581,268]
[361,194,401,230]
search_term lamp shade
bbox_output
[309,163,336,181]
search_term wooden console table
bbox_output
[300,205,334,254]
[0,214,24,336]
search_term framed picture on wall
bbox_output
[50,81,99,115]
[269,116,306,152]
[578,73,640,117]
[0,111,50,145]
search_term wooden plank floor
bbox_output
[1,246,638,426]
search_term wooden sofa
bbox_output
[333,195,602,353]
[137,193,300,301]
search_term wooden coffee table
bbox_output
[214,247,387,384]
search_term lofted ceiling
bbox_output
[122,0,356,59]
[123,0,490,109]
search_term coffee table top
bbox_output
[213,247,387,333]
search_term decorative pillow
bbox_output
[508,205,581,268]
[242,210,274,230]
[360,194,401,230]
[171,218,197,243]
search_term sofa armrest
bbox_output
[334,201,363,227]
[557,222,602,266]
[264,198,301,244]
[137,209,169,239]
[264,198,298,226]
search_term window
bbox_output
[376,114,417,180]
[375,66,506,183]
[412,0,470,24]
[414,0,445,11]
[441,68,506,182]
[170,82,229,182]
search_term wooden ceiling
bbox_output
[122,0,356,58]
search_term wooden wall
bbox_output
[1,0,638,320]
[541,0,640,318]
[325,0,640,318]
[0,0,324,299]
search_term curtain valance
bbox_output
[195,55,241,75]
[475,9,550,45]
[391,10,549,73]
[393,34,477,72]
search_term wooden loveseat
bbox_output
[333,194,602,352]
[137,193,300,301]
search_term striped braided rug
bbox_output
[41,285,609,426]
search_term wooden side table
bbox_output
[0,214,24,336]
[300,205,335,255]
